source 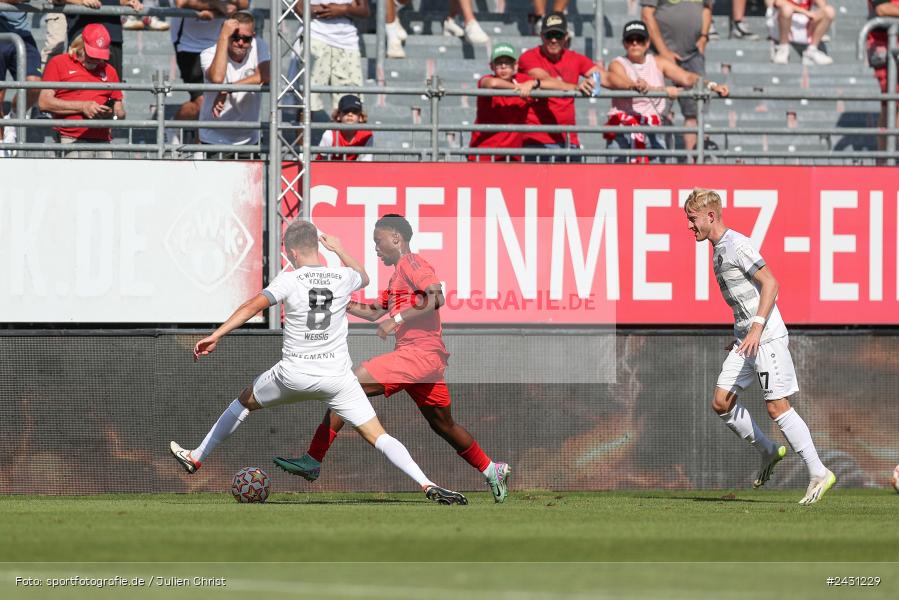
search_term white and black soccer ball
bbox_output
[231,467,271,503]
[893,465,899,494]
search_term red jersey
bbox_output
[868,0,899,51]
[379,253,448,358]
[469,73,532,155]
[41,53,122,141]
[317,129,373,161]
[517,46,595,146]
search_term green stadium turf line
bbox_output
[1,491,897,599]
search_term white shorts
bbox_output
[766,7,812,45]
[251,361,376,428]
[716,335,799,401]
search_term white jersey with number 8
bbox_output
[262,266,364,376]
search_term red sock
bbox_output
[307,423,338,462]
[457,441,492,472]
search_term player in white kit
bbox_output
[684,189,835,505]
[169,219,467,505]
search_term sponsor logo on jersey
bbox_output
[304,332,329,341]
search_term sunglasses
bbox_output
[624,36,647,45]
[231,34,253,44]
[543,31,565,41]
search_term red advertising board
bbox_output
[283,162,899,325]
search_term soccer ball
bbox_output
[893,465,899,494]
[231,467,271,503]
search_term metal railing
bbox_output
[858,17,899,159]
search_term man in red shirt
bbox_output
[275,214,512,503]
[868,0,899,152]
[517,12,622,162]
[39,23,124,158]
[469,42,537,161]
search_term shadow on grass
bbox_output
[265,498,421,505]
[637,495,782,504]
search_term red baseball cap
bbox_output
[83,23,111,61]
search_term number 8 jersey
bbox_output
[262,266,365,376]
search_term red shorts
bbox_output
[363,347,451,408]
[875,67,899,93]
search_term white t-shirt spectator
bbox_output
[171,17,226,53]
[302,0,359,51]
[198,37,271,146]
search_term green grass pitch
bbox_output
[2,490,897,599]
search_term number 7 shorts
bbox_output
[716,335,799,401]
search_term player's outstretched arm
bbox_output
[735,266,779,358]
[194,294,271,361]
[319,233,370,288]
[348,300,389,321]
[375,284,444,339]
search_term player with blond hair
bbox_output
[684,189,835,505]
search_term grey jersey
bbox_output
[712,229,788,343]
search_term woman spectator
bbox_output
[39,24,125,158]
[606,20,728,163]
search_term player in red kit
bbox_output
[274,214,511,503]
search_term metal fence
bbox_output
[1,6,897,164]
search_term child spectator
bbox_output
[469,42,536,162]
[317,94,373,161]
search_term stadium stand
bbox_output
[0,0,886,160]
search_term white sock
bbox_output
[192,399,250,462]
[775,408,827,479]
[481,461,495,479]
[386,20,400,32]
[374,434,433,488]
[719,403,778,455]
[807,44,818,52]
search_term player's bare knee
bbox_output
[765,398,791,420]
[238,388,262,411]
[712,389,736,414]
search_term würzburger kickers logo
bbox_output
[164,199,254,293]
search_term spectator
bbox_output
[317,94,373,161]
[766,0,835,65]
[39,24,125,158]
[529,0,569,36]
[606,20,728,163]
[65,0,144,79]
[641,0,712,156]
[443,0,489,44]
[0,0,44,154]
[168,0,249,144]
[124,0,171,31]
[469,42,536,162]
[386,0,410,58]
[867,0,899,152]
[198,13,270,153]
[729,0,760,39]
[291,0,369,136]
[42,1,68,70]
[517,12,625,162]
